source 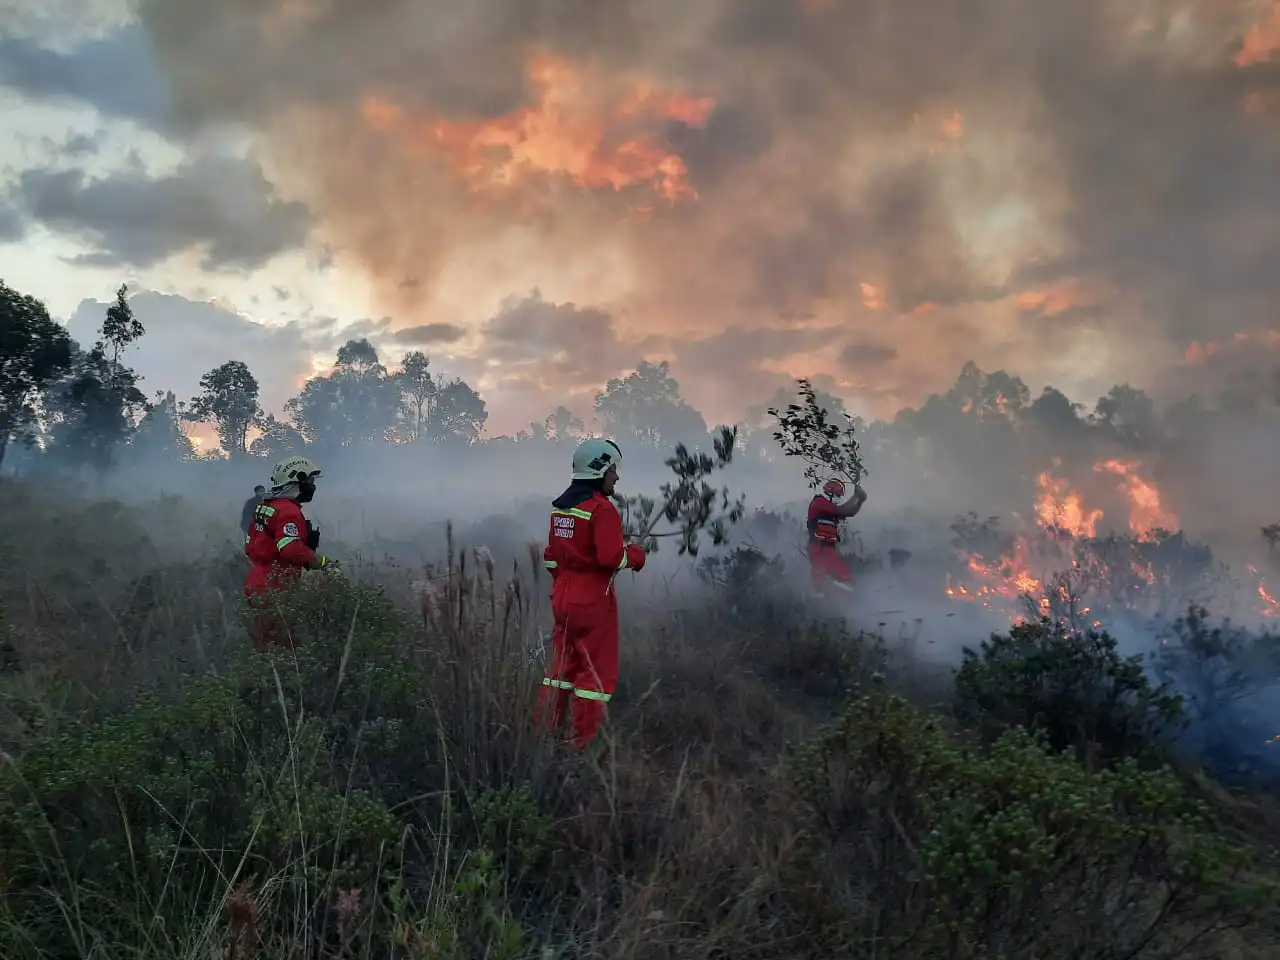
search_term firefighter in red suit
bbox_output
[538,437,646,748]
[244,456,336,651]
[807,478,867,593]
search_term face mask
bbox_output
[297,479,316,503]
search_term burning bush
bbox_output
[954,617,1186,765]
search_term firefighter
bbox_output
[538,437,646,749]
[807,478,867,593]
[241,484,265,546]
[244,456,335,651]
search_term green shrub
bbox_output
[954,617,1185,765]
[791,689,1271,958]
[0,575,469,955]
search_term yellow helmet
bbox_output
[270,455,322,491]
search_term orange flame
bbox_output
[1035,469,1102,537]
[1238,4,1280,68]
[361,54,714,204]
[1093,459,1177,536]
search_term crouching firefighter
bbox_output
[244,456,337,651]
[807,478,867,594]
[537,438,646,749]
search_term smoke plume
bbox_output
[134,0,1280,420]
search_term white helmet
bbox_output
[270,455,323,491]
[571,437,622,480]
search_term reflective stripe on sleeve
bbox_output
[551,507,593,521]
[573,688,612,702]
[277,536,300,550]
[544,560,557,569]
[542,678,573,690]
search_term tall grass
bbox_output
[0,486,1277,958]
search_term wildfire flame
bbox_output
[1093,458,1178,536]
[946,459,1280,625]
[1035,469,1102,538]
[947,458,1209,623]
[361,54,715,205]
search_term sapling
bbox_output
[614,425,747,557]
[768,378,866,490]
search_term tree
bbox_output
[544,405,584,442]
[285,339,402,449]
[948,361,1030,420]
[101,284,145,366]
[43,287,149,478]
[0,280,73,472]
[1092,384,1159,448]
[185,360,262,456]
[249,413,307,461]
[132,390,195,462]
[395,351,436,442]
[427,378,488,445]
[594,361,708,448]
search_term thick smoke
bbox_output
[131,0,1280,422]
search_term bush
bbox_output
[3,485,1280,958]
[0,573,550,957]
[954,618,1185,765]
[791,689,1272,957]
[1152,605,1280,786]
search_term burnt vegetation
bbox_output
[7,280,1280,956]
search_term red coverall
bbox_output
[538,484,646,748]
[244,497,317,651]
[807,495,853,590]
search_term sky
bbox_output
[3,0,1280,438]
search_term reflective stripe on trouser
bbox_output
[540,677,612,701]
[537,599,619,747]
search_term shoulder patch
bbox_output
[283,521,300,537]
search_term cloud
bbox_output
[0,204,26,242]
[11,0,1280,426]
[393,323,467,345]
[0,24,171,127]
[475,291,638,404]
[11,153,312,270]
[841,341,899,372]
[63,290,374,416]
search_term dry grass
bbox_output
[0,481,1277,959]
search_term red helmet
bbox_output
[822,478,846,498]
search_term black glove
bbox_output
[306,525,321,550]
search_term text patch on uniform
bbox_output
[553,515,575,539]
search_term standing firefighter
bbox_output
[807,478,867,593]
[538,438,646,748]
[241,484,265,544]
[244,456,336,651]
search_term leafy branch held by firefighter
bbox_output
[769,379,869,595]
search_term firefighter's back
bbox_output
[546,493,616,605]
[245,497,303,593]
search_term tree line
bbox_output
[0,278,1269,482]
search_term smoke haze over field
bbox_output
[3,1,1280,428]
[9,0,1280,662]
